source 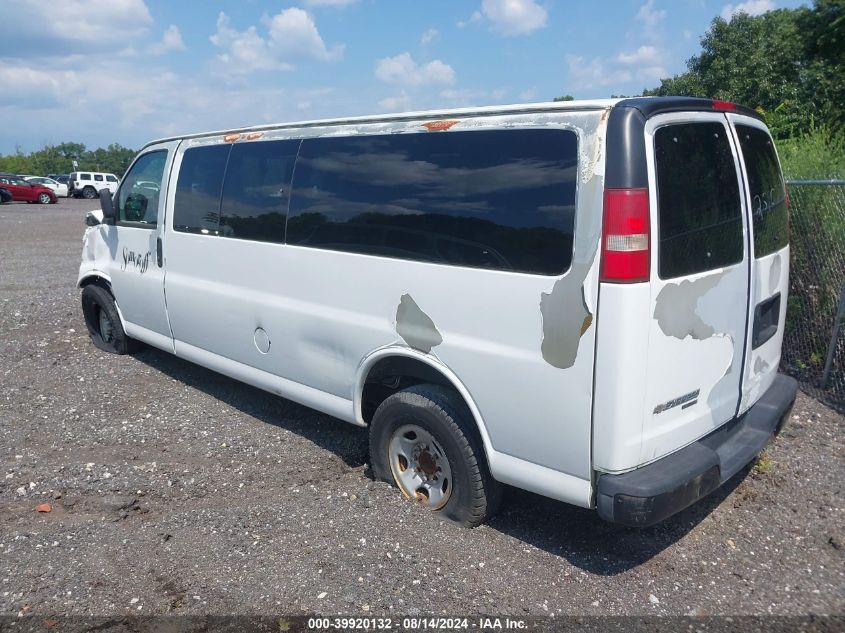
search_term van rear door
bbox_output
[639,112,751,465]
[727,116,790,412]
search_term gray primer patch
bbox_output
[395,294,442,353]
[540,278,592,369]
[654,272,726,340]
[754,356,770,375]
[539,172,603,370]
[769,253,782,295]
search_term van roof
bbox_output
[142,96,763,150]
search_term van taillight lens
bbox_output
[601,188,650,283]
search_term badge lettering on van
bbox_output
[653,389,700,415]
[121,248,152,275]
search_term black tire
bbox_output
[82,186,97,199]
[80,285,142,354]
[37,192,52,204]
[369,383,501,527]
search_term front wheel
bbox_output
[80,285,142,354]
[369,384,501,527]
[82,186,97,199]
[37,192,52,204]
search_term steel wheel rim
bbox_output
[98,308,115,344]
[388,424,452,510]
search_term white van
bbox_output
[77,97,797,527]
[69,171,119,199]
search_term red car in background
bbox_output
[0,174,58,204]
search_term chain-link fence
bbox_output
[782,179,845,412]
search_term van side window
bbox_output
[116,150,167,226]
[654,123,743,279]
[173,145,230,235]
[219,139,299,243]
[735,125,788,257]
[287,129,578,275]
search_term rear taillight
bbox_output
[601,188,650,283]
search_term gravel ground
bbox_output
[0,198,843,619]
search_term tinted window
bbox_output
[287,129,578,275]
[81,174,91,180]
[117,151,167,225]
[655,122,743,279]
[94,174,104,182]
[173,145,230,234]
[219,139,299,243]
[736,125,788,256]
[106,175,118,183]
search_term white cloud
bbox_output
[636,0,667,29]
[0,56,357,152]
[566,55,632,91]
[264,8,344,62]
[210,9,343,73]
[421,28,438,45]
[375,53,455,88]
[567,51,666,93]
[0,0,153,51]
[721,0,775,20]
[210,13,280,72]
[470,0,548,36]
[150,25,185,55]
[616,45,659,65]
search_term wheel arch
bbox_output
[354,346,496,466]
[78,272,112,291]
[78,273,129,329]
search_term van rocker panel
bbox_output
[596,374,797,527]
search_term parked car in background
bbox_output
[68,171,119,199]
[0,187,11,204]
[25,176,69,197]
[0,174,58,204]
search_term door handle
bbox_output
[156,237,163,267]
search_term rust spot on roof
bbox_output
[422,120,460,132]
[223,133,241,143]
[245,132,264,141]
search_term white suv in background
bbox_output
[69,171,119,199]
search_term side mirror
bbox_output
[85,210,103,227]
[99,188,116,224]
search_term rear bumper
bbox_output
[596,374,798,527]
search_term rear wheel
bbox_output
[369,384,501,527]
[37,192,51,204]
[80,285,142,354]
[82,186,97,199]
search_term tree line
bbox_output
[644,0,843,139]
[0,142,136,178]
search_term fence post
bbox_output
[821,283,845,389]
